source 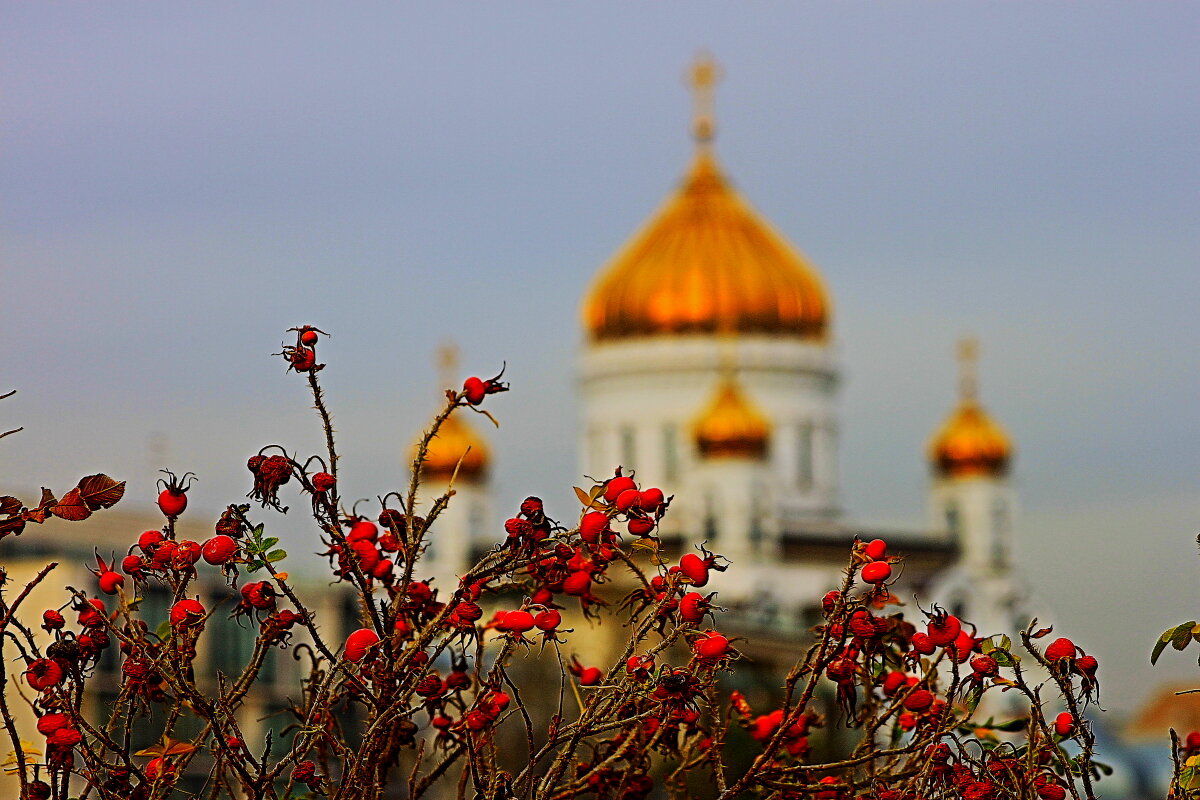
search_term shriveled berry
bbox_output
[1045,637,1076,663]
[1076,654,1098,676]
[26,659,65,692]
[311,472,336,492]
[926,614,962,647]
[627,516,655,535]
[47,727,82,747]
[903,689,934,712]
[520,496,543,517]
[138,530,165,552]
[169,599,206,628]
[41,609,65,630]
[172,540,202,568]
[36,713,70,736]
[1037,784,1067,800]
[970,655,998,676]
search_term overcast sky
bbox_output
[3,3,1198,715]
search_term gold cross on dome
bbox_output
[687,52,721,143]
[957,337,979,402]
[437,341,460,391]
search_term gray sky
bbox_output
[3,3,1198,715]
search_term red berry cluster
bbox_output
[1041,636,1100,696]
[279,325,328,373]
[321,515,403,586]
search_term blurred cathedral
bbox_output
[419,54,1030,645]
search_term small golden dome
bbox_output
[928,339,1012,479]
[416,413,490,483]
[693,376,771,460]
[928,401,1012,479]
[582,57,830,343]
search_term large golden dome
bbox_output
[415,413,490,483]
[582,58,830,343]
[693,375,771,460]
[928,339,1013,480]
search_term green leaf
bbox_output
[982,634,1011,653]
[155,620,172,642]
[1153,622,1196,664]
[992,651,1017,667]
[992,717,1028,732]
[246,559,266,573]
[266,549,287,563]
[260,537,279,551]
[1174,623,1196,651]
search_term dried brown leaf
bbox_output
[0,496,20,516]
[51,488,92,522]
[0,517,26,537]
[76,474,125,511]
[38,488,56,509]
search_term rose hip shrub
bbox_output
[0,327,1110,800]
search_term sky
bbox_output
[3,3,1198,716]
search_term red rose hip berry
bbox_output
[861,561,892,584]
[344,628,381,663]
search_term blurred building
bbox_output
[432,55,1033,644]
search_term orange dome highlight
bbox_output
[415,413,489,483]
[693,376,771,460]
[583,149,830,343]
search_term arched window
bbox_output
[662,423,679,483]
[945,501,961,538]
[796,422,814,490]
[620,425,637,471]
[990,499,1009,568]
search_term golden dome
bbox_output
[928,401,1012,479]
[928,339,1012,480]
[416,413,490,483]
[693,376,771,460]
[582,58,830,343]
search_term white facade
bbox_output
[579,335,840,531]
